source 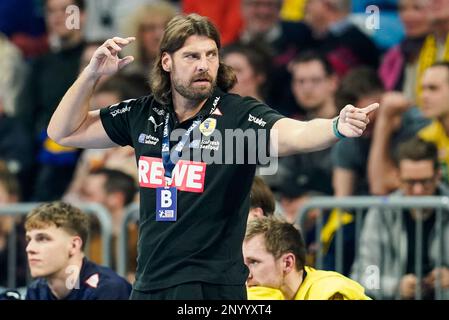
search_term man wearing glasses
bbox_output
[352,137,449,300]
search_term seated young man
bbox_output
[25,202,132,300]
[243,216,370,300]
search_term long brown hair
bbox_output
[150,14,236,105]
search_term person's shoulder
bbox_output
[82,260,131,299]
[102,94,153,116]
[223,92,269,109]
[220,92,265,112]
[27,278,46,290]
[25,278,47,299]
[304,267,370,300]
[418,120,442,141]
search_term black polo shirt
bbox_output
[100,88,285,290]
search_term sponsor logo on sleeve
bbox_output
[248,114,267,127]
[110,105,131,117]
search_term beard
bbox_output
[172,72,217,101]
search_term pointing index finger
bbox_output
[360,102,380,115]
[112,36,136,47]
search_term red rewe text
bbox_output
[138,156,206,193]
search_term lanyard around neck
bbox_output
[161,96,220,181]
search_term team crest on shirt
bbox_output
[199,118,217,136]
[85,273,99,288]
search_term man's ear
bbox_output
[249,207,265,219]
[282,253,296,274]
[69,236,83,256]
[161,52,172,72]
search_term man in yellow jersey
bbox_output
[243,216,371,300]
[418,62,449,181]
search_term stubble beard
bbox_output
[172,75,217,101]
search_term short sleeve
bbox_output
[233,97,286,162]
[99,98,140,147]
[235,97,286,132]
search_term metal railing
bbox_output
[117,203,139,277]
[0,202,113,289]
[296,196,449,300]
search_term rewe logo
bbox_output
[248,114,266,127]
[138,156,206,192]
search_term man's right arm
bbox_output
[368,92,410,195]
[47,37,135,149]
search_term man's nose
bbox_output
[197,56,209,73]
[26,240,36,254]
[412,183,425,195]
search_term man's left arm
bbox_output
[271,103,379,157]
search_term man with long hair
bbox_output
[47,14,377,299]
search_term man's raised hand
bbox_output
[85,37,136,78]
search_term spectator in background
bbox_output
[182,0,243,46]
[267,53,342,273]
[379,0,430,104]
[121,1,178,78]
[0,56,33,199]
[25,202,132,300]
[304,0,380,77]
[78,169,138,278]
[415,0,449,101]
[239,0,311,54]
[222,42,272,102]
[248,176,275,222]
[80,169,137,236]
[332,67,427,196]
[0,170,27,289]
[238,0,314,116]
[289,51,338,120]
[83,0,170,42]
[369,62,449,195]
[244,216,371,300]
[63,73,148,204]
[16,0,87,201]
[0,34,27,117]
[0,0,47,58]
[352,138,449,300]
[266,52,337,200]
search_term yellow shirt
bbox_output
[418,121,449,183]
[247,266,371,300]
[280,0,307,21]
